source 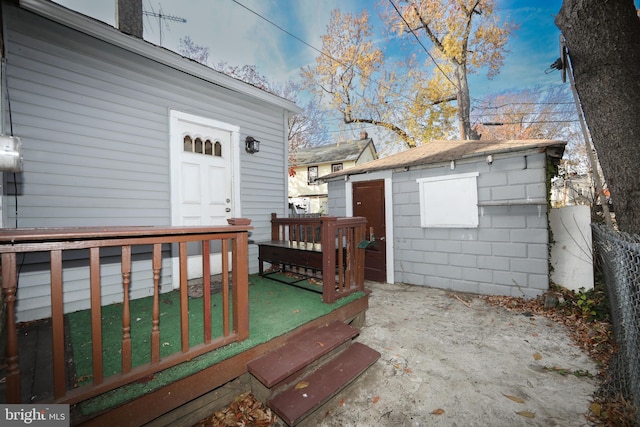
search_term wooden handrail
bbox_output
[0,220,252,405]
[269,214,366,303]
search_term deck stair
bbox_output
[247,321,380,426]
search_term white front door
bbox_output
[170,111,240,285]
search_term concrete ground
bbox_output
[311,281,597,427]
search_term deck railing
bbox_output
[0,219,252,405]
[270,213,367,303]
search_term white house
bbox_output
[1,0,300,322]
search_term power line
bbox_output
[229,0,452,109]
[477,101,574,109]
[386,0,458,90]
[479,119,579,125]
[230,0,324,60]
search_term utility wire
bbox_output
[230,0,323,60]
[229,0,454,109]
[386,0,458,90]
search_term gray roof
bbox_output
[321,139,566,180]
[293,139,376,166]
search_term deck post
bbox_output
[271,213,279,240]
[227,218,251,340]
[321,217,338,304]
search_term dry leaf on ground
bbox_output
[503,394,526,404]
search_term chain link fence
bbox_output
[592,224,640,422]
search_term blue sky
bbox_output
[54,0,567,99]
[54,0,640,145]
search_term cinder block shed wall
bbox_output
[328,150,551,298]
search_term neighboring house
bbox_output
[289,132,377,214]
[322,139,566,298]
[550,172,595,208]
[1,0,300,322]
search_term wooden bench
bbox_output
[257,213,367,303]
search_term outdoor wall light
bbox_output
[245,136,260,154]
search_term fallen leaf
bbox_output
[394,364,400,369]
[516,410,536,418]
[532,333,539,337]
[503,394,525,404]
[372,395,380,403]
[339,398,345,407]
[293,309,300,313]
[533,352,543,360]
[404,367,413,374]
[590,402,602,417]
[432,408,445,415]
[295,381,309,390]
[316,341,325,347]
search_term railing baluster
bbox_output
[51,250,66,399]
[202,240,211,343]
[151,243,161,363]
[346,227,353,289]
[121,246,132,373]
[2,253,20,403]
[337,228,345,292]
[222,239,230,337]
[179,242,189,352]
[89,247,103,385]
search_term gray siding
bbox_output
[4,6,288,321]
[328,151,551,298]
[326,181,347,216]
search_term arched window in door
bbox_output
[183,134,223,157]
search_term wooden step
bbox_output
[267,342,380,426]
[247,321,359,388]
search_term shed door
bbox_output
[170,111,236,282]
[353,180,386,282]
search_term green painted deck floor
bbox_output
[5,274,366,416]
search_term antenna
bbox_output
[143,5,186,46]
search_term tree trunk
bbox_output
[455,64,474,140]
[556,0,640,234]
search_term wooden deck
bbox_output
[0,276,369,426]
[0,222,370,426]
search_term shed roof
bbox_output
[321,139,566,181]
[293,139,376,166]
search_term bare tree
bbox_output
[472,86,577,141]
[177,36,209,64]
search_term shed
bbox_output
[321,139,566,297]
[1,0,301,322]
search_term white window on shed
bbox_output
[417,172,479,228]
